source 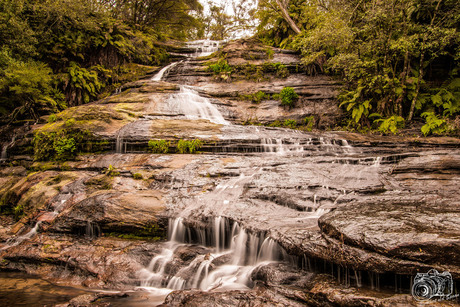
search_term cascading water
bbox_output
[161,86,229,125]
[187,40,222,57]
[152,62,181,81]
[1,136,15,160]
[138,216,286,300]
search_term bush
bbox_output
[421,112,451,136]
[283,119,297,129]
[33,131,76,161]
[133,173,143,180]
[208,58,232,81]
[105,164,119,177]
[279,87,299,108]
[374,115,405,134]
[177,139,203,154]
[303,116,315,131]
[148,139,170,153]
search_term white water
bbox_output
[187,40,222,57]
[1,222,42,251]
[138,217,284,296]
[1,136,16,160]
[152,62,180,81]
[163,86,229,125]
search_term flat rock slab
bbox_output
[319,201,460,274]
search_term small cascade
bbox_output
[139,216,286,296]
[1,222,42,251]
[1,136,16,160]
[187,40,222,57]
[162,86,229,125]
[152,62,181,81]
[85,221,101,238]
[260,138,304,154]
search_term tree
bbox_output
[263,0,460,133]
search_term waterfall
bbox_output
[138,216,285,294]
[152,62,180,82]
[187,40,222,57]
[1,222,42,251]
[1,136,16,160]
[163,86,229,125]
[260,138,304,154]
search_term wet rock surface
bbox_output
[0,39,459,306]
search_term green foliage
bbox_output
[106,164,120,177]
[239,91,270,104]
[48,114,58,123]
[283,119,297,129]
[279,87,299,108]
[32,121,100,161]
[148,140,170,154]
[421,112,450,136]
[262,0,460,134]
[53,137,76,161]
[33,132,76,161]
[68,62,103,104]
[0,58,65,122]
[0,0,205,123]
[208,58,233,81]
[132,173,143,180]
[374,115,405,135]
[303,116,315,131]
[177,139,203,154]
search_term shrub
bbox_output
[283,119,297,129]
[303,116,315,131]
[421,112,451,136]
[148,139,170,153]
[133,173,143,180]
[208,58,232,81]
[33,131,77,161]
[374,115,405,134]
[177,139,203,154]
[239,91,270,104]
[106,164,119,177]
[279,87,299,108]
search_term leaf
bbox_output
[431,93,443,106]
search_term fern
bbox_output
[421,112,450,136]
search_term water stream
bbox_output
[137,217,286,301]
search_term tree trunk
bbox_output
[274,0,301,34]
[407,0,443,121]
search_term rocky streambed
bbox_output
[0,39,459,306]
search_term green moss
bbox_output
[106,223,166,241]
[84,176,113,190]
[47,114,58,123]
[0,190,19,216]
